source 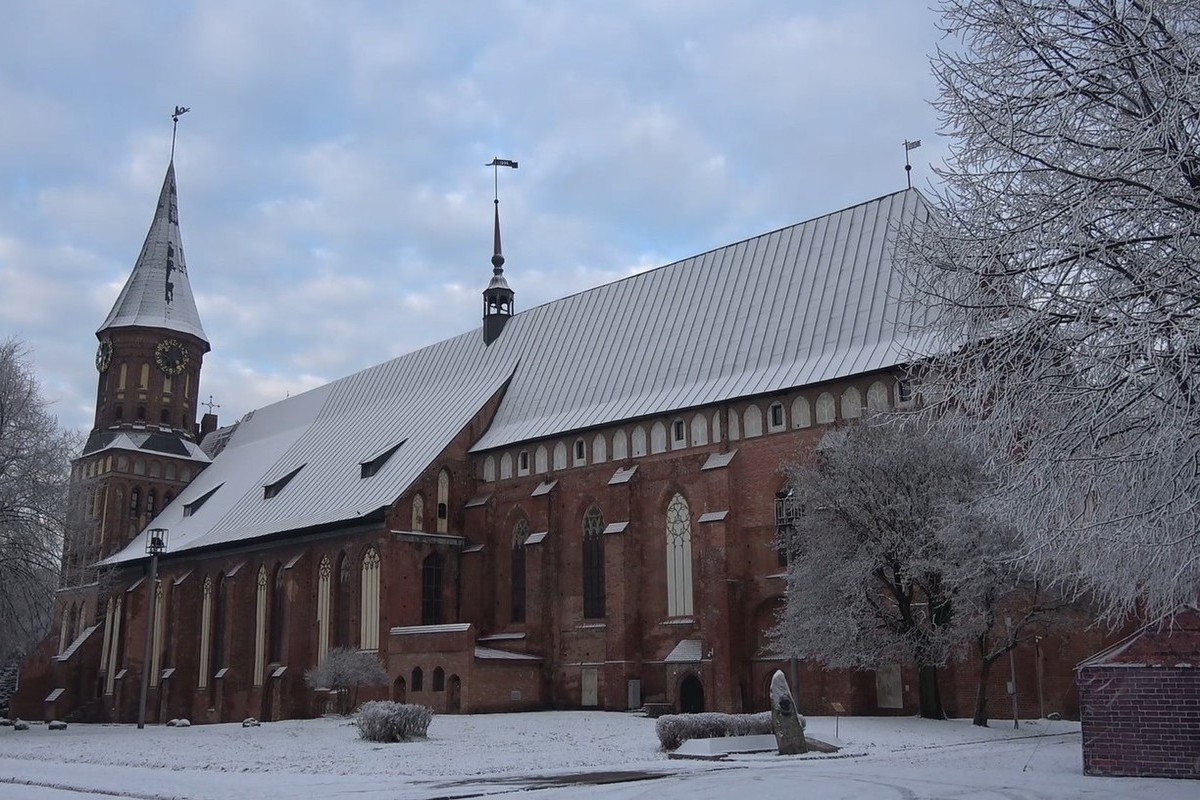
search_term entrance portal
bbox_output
[679,674,705,713]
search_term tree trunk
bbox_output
[973,655,995,727]
[917,664,945,719]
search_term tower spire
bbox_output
[482,158,518,346]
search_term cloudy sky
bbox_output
[1,1,947,434]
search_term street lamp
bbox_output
[137,528,168,729]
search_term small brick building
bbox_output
[1078,605,1200,779]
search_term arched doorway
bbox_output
[392,675,407,703]
[447,675,461,712]
[679,674,705,713]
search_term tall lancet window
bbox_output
[422,552,444,625]
[665,493,694,617]
[360,548,381,651]
[198,578,213,689]
[269,565,286,664]
[334,552,352,648]
[512,519,530,624]
[411,493,424,531]
[316,555,332,663]
[254,566,268,687]
[582,505,606,619]
[436,470,450,533]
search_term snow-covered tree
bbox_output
[907,0,1200,621]
[771,414,1071,723]
[304,647,388,714]
[0,338,75,663]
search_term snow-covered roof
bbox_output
[106,189,933,565]
[664,639,704,663]
[98,162,209,346]
[82,429,211,464]
[475,646,541,661]
[1078,605,1200,669]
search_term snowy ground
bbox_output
[0,712,1195,799]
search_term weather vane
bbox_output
[903,138,921,189]
[487,157,518,204]
[171,105,190,161]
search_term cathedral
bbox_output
[13,156,1101,725]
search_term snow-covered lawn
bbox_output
[0,712,1194,799]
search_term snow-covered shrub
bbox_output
[654,711,772,751]
[176,719,191,727]
[48,720,67,730]
[242,717,260,727]
[13,720,29,731]
[354,701,433,743]
[305,648,388,714]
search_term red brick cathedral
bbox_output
[14,159,1101,724]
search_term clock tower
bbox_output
[71,158,213,569]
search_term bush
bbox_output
[654,711,772,751]
[354,701,433,743]
[304,648,388,714]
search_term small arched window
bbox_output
[841,387,863,419]
[690,414,708,446]
[553,442,567,470]
[500,452,513,479]
[815,392,836,424]
[433,666,445,692]
[650,421,667,453]
[867,381,890,413]
[743,405,763,437]
[592,434,607,464]
[612,430,628,461]
[768,402,786,431]
[631,427,647,457]
[483,455,496,482]
[412,667,424,692]
[535,445,548,473]
[792,397,812,428]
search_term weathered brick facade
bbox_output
[1078,606,1200,779]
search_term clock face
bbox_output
[154,339,189,376]
[95,339,113,372]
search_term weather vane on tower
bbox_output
[903,138,921,189]
[171,105,190,161]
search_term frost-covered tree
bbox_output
[771,414,1070,723]
[304,647,388,714]
[907,0,1200,621]
[0,338,76,663]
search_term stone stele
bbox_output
[770,669,807,755]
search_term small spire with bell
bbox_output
[483,157,518,345]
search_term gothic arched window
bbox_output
[411,493,424,531]
[665,494,694,617]
[582,505,606,619]
[334,552,352,648]
[436,469,450,533]
[360,548,381,650]
[512,519,529,624]
[269,565,286,663]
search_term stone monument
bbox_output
[770,669,807,755]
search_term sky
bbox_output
[0,1,948,434]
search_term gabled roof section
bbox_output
[98,161,209,346]
[1079,605,1200,668]
[470,189,934,451]
[104,189,934,565]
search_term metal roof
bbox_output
[106,189,934,565]
[98,162,209,346]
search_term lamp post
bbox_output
[137,528,168,729]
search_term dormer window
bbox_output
[360,440,405,479]
[264,465,304,499]
[183,484,222,517]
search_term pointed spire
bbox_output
[483,158,517,346]
[97,159,209,347]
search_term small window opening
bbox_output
[897,379,914,404]
[518,450,530,473]
[672,419,686,443]
[136,406,146,420]
[360,440,405,479]
[264,465,305,499]
[183,484,222,517]
[160,408,171,424]
[770,402,785,429]
[573,439,585,464]
[774,489,803,567]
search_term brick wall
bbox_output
[1079,666,1200,779]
